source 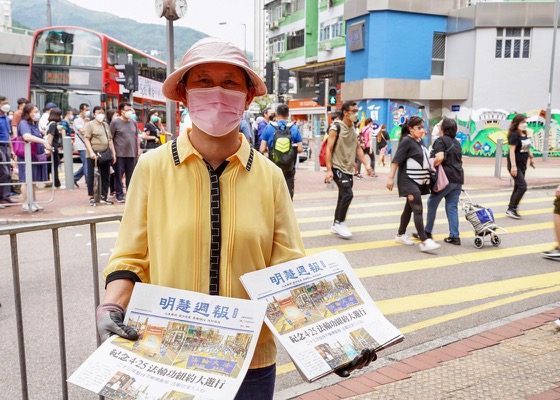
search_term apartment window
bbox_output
[319,17,343,41]
[269,5,282,22]
[495,28,531,58]
[432,32,446,76]
[287,29,304,50]
[269,37,284,56]
[290,0,305,13]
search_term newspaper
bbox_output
[240,250,404,382]
[68,283,267,400]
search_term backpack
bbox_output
[269,121,296,172]
[319,122,341,167]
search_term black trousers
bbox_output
[114,156,136,197]
[507,163,527,210]
[86,158,110,198]
[333,168,354,223]
[0,145,11,199]
[283,168,295,200]
[398,192,428,241]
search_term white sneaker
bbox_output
[21,203,38,212]
[395,234,414,246]
[419,238,441,252]
[555,319,560,328]
[331,221,353,239]
[33,202,44,210]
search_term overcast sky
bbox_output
[65,0,256,52]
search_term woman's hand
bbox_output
[43,139,52,151]
[510,166,517,177]
[386,177,394,191]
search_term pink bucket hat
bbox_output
[162,38,267,102]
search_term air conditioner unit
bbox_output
[323,43,333,51]
[282,0,292,3]
[270,21,279,30]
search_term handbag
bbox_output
[96,124,113,165]
[429,158,449,192]
[429,137,455,193]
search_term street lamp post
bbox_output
[155,0,188,137]
[219,22,247,57]
[543,0,559,162]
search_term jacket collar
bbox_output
[173,132,254,171]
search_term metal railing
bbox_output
[1,140,55,211]
[1,215,122,400]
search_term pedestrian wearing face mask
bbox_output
[16,103,52,211]
[506,114,535,219]
[141,109,162,152]
[95,38,377,400]
[110,102,139,203]
[324,101,374,239]
[84,106,116,205]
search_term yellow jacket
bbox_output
[104,132,305,368]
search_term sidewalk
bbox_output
[290,306,560,400]
[1,156,559,224]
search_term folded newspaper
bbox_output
[68,283,267,400]
[240,250,404,382]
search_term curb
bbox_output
[277,304,560,400]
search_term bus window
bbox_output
[32,29,102,67]
[107,43,117,66]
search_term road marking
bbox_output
[301,208,551,238]
[400,285,560,333]
[297,198,551,224]
[354,240,554,278]
[306,223,553,255]
[293,190,538,213]
[377,270,560,315]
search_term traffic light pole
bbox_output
[274,58,280,105]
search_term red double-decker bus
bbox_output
[29,26,174,130]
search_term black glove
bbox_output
[334,348,377,378]
[96,303,138,342]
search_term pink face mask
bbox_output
[187,87,246,137]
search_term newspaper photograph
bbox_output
[240,250,404,382]
[68,283,267,400]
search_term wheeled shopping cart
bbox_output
[460,190,507,249]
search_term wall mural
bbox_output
[377,103,560,158]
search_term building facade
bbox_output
[262,0,560,155]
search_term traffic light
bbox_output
[278,68,290,94]
[265,61,274,94]
[313,81,325,106]
[328,87,337,105]
[115,62,139,92]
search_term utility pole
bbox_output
[543,0,559,161]
[47,0,52,26]
[166,20,176,136]
[156,0,188,137]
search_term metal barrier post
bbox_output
[62,137,74,191]
[24,142,34,212]
[51,228,69,400]
[10,234,29,400]
[494,139,503,178]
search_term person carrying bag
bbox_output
[83,106,116,206]
[424,118,464,245]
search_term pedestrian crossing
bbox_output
[93,189,559,384]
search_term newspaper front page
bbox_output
[240,250,404,382]
[68,283,267,400]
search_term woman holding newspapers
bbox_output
[95,38,376,399]
[424,117,464,245]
